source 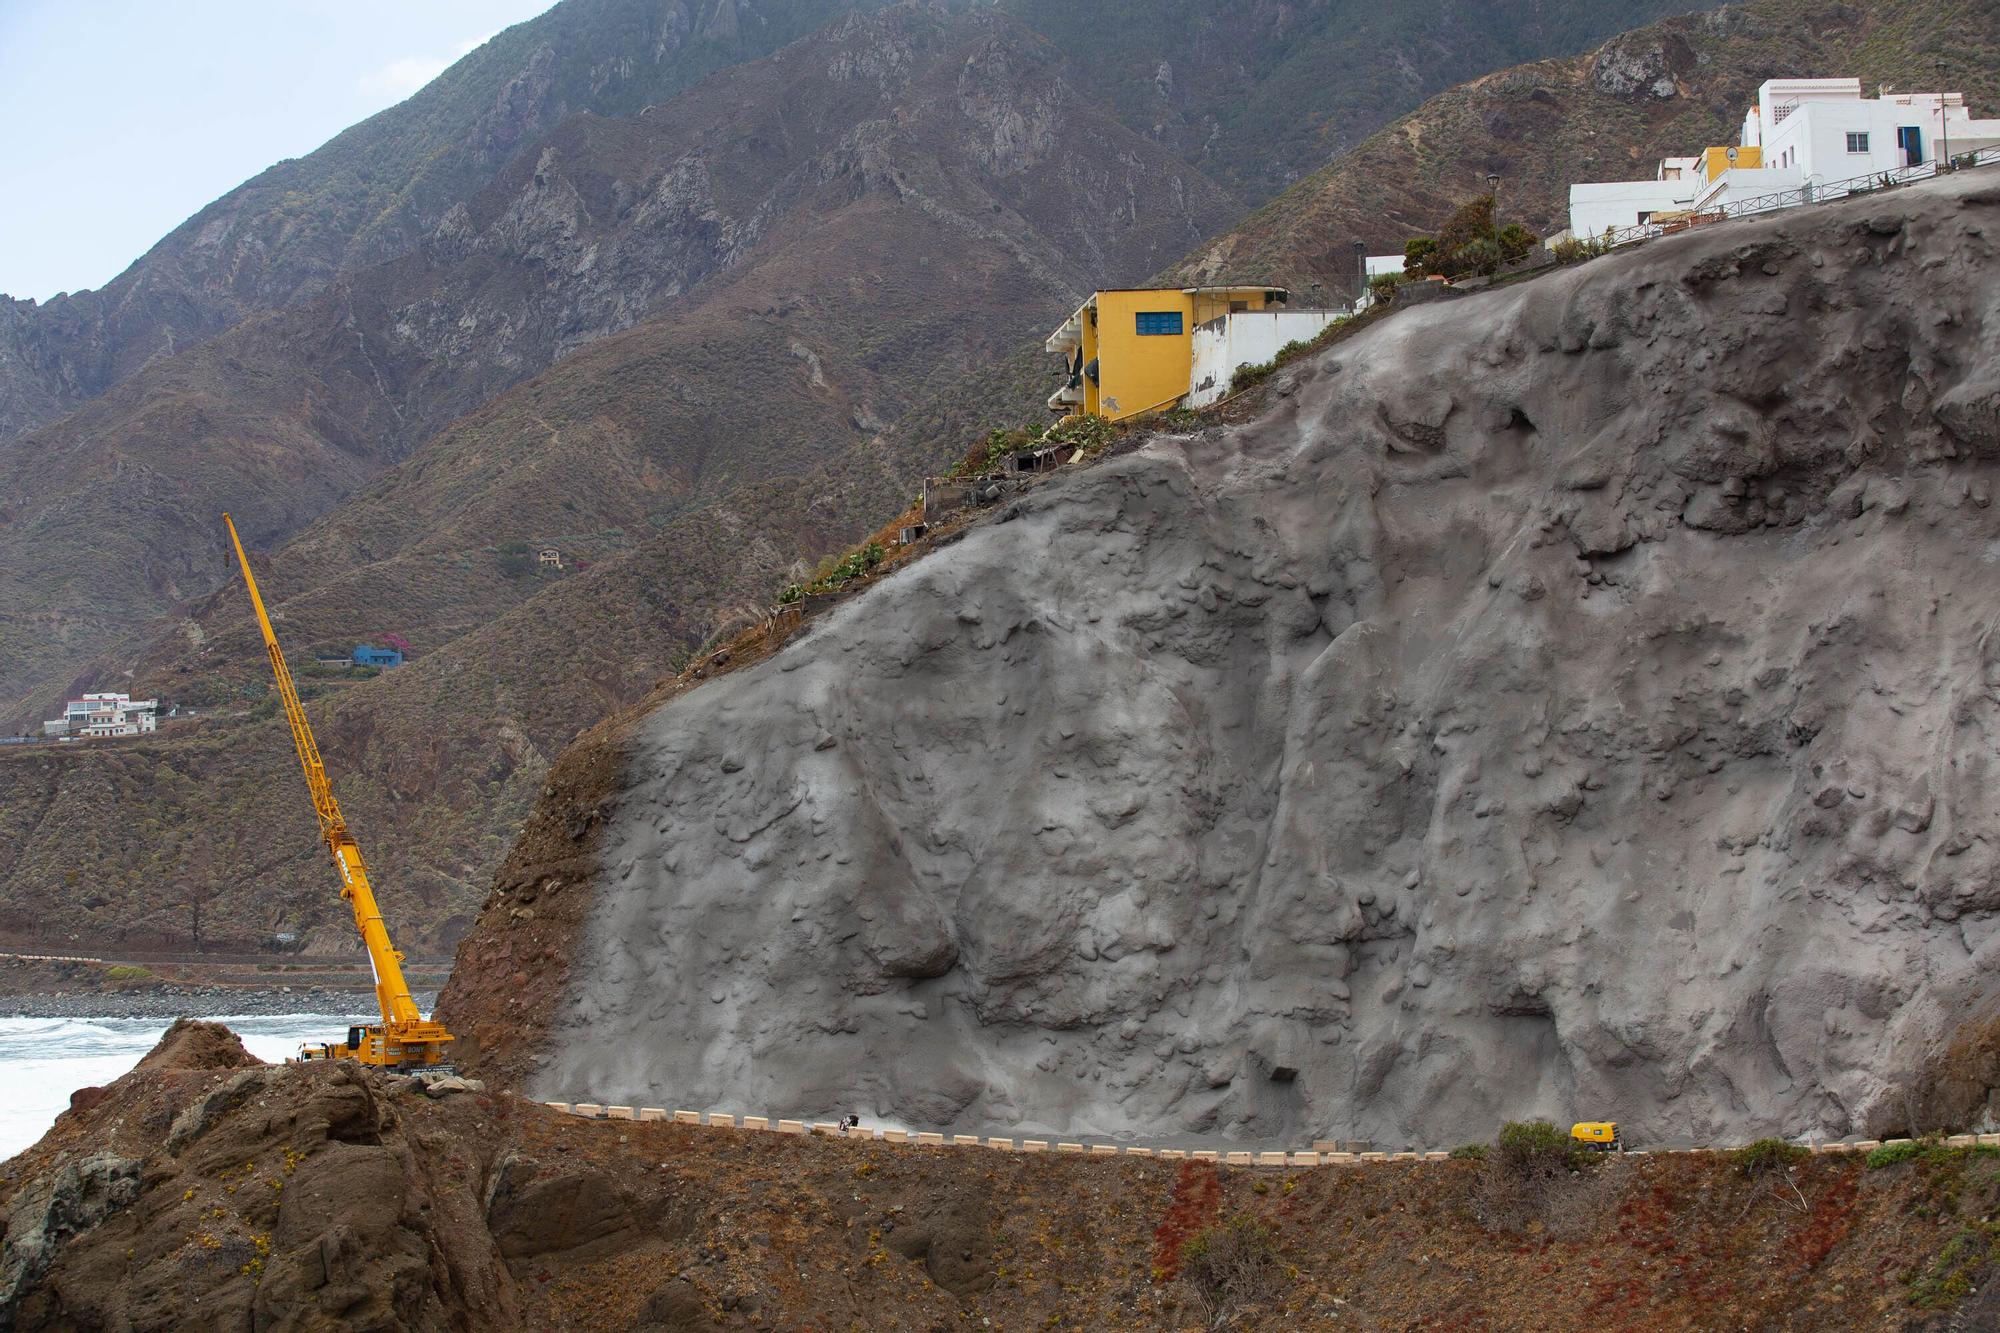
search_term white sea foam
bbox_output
[0,1014,350,1160]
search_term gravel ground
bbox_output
[0,988,440,1020]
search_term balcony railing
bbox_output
[1594,145,2000,252]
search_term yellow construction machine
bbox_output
[1571,1121,1623,1152]
[223,515,454,1072]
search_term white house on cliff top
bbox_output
[1565,78,2000,240]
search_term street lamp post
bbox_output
[1486,172,1502,238]
[1937,60,1952,170]
[1352,239,1367,304]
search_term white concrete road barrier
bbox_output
[542,1099,1939,1168]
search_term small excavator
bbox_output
[223,515,454,1073]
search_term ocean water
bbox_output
[0,1014,347,1160]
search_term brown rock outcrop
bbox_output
[7,1021,2000,1329]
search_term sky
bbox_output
[0,1,561,302]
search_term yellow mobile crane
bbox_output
[223,514,454,1072]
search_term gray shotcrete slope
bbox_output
[538,170,2000,1148]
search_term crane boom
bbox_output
[223,514,451,1070]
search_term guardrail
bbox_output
[534,1101,2000,1165]
[1593,146,2000,252]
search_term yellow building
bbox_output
[1045,286,1287,422]
[1698,143,1764,180]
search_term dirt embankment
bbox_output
[5,1021,2000,1330]
[433,714,630,1091]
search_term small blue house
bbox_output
[352,644,404,669]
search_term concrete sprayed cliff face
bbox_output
[535,173,2000,1147]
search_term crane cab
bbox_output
[1571,1121,1623,1152]
[297,1026,368,1063]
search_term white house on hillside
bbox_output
[1697,78,2000,211]
[1744,77,2000,174]
[43,692,158,739]
[1564,78,2000,239]
[1566,157,1701,241]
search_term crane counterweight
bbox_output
[223,514,453,1072]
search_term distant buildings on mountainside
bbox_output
[22,642,410,745]
[41,692,158,739]
[312,642,407,670]
[1564,78,2000,241]
[16,643,413,744]
[1043,75,2000,428]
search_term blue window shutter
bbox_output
[1136,311,1184,336]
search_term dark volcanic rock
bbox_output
[0,1154,142,1316]
[533,172,2000,1148]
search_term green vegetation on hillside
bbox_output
[1173,1213,1286,1318]
[1730,1137,1810,1175]
[1401,196,1539,279]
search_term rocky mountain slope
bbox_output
[2,0,1722,958]
[0,3,1243,729]
[4,1020,1996,1330]
[0,0,1700,450]
[973,0,1717,200]
[0,0,879,447]
[0,390,973,954]
[1179,0,2000,291]
[0,6,1233,953]
[0,0,1708,956]
[446,171,2000,1149]
[0,0,1714,723]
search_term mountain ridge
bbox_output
[0,0,1709,447]
[0,3,1236,953]
[0,0,889,445]
[0,2,1239,728]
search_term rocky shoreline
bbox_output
[0,987,438,1021]
[6,1020,1990,1331]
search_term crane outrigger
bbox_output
[223,514,454,1072]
